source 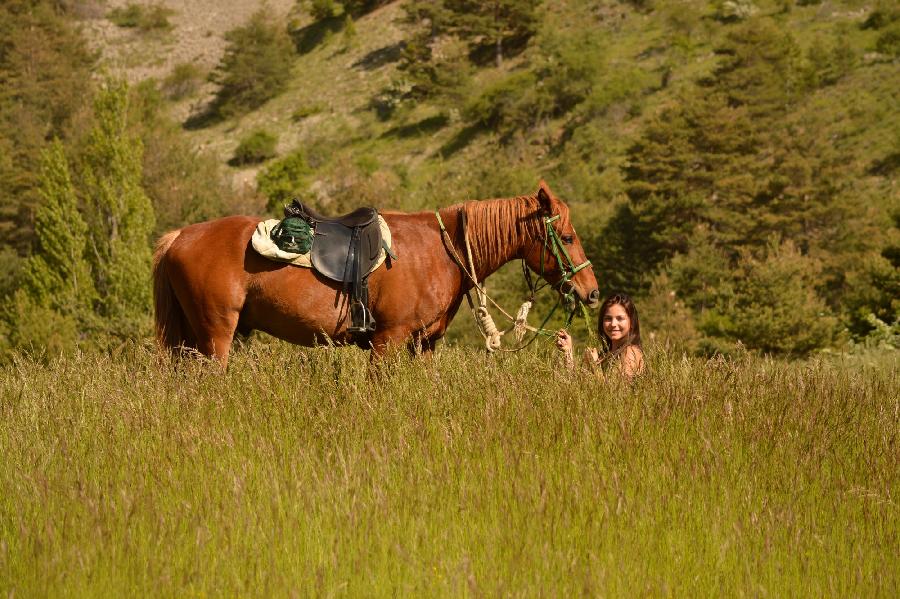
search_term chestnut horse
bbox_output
[153,181,600,366]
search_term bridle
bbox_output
[523,213,592,306]
[435,205,592,351]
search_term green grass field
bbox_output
[1,342,897,596]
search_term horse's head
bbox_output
[522,181,600,309]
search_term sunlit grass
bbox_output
[1,343,897,596]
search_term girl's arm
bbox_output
[619,345,645,381]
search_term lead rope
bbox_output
[461,217,503,352]
[437,210,541,353]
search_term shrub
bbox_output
[291,104,325,121]
[231,130,278,166]
[876,22,900,57]
[160,63,203,101]
[725,240,836,355]
[107,3,173,32]
[209,10,295,118]
[309,0,338,20]
[257,151,313,212]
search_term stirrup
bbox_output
[348,302,376,334]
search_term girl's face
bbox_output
[602,303,631,346]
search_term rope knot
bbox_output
[513,300,532,342]
[474,305,503,352]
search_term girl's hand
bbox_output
[583,347,599,366]
[555,329,573,354]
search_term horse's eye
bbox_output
[561,235,574,245]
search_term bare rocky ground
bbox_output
[81,0,295,84]
[79,0,409,191]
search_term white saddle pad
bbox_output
[251,215,393,274]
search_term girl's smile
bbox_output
[603,304,631,347]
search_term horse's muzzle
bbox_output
[587,288,600,309]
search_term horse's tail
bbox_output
[153,229,188,352]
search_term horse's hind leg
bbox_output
[192,310,240,368]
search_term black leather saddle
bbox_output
[284,200,384,335]
[293,202,378,228]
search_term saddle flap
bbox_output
[310,222,355,282]
[310,220,384,281]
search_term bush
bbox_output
[257,151,313,212]
[291,104,325,121]
[209,10,296,118]
[309,0,338,20]
[876,22,900,57]
[160,63,203,101]
[231,130,278,166]
[107,3,173,32]
[725,240,836,355]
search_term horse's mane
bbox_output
[460,194,545,271]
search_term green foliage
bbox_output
[861,2,900,30]
[0,0,95,254]
[79,81,155,336]
[128,81,248,234]
[1,141,96,357]
[309,0,338,20]
[444,0,542,66]
[1,289,80,358]
[231,130,278,166]
[107,3,173,32]
[804,35,855,87]
[18,141,96,312]
[720,240,836,355]
[875,21,900,57]
[160,63,204,101]
[257,150,313,213]
[858,313,899,349]
[209,9,295,118]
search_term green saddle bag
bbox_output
[271,216,313,254]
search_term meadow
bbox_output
[0,341,897,596]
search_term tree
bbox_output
[725,240,836,355]
[0,0,95,254]
[79,81,156,336]
[597,19,836,290]
[1,140,96,357]
[209,9,295,118]
[443,0,541,67]
[18,140,95,313]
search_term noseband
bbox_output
[525,214,592,305]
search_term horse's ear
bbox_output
[537,180,556,214]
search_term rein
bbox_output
[435,207,590,353]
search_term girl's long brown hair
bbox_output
[598,292,641,355]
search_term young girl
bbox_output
[556,292,644,380]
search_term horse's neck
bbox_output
[449,196,537,283]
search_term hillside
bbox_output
[1,0,897,356]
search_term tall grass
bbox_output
[1,342,897,596]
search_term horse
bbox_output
[152,180,600,367]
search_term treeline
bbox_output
[1,0,897,359]
[271,0,900,355]
[0,0,257,357]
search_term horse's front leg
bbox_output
[368,326,415,363]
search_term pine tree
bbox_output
[80,81,155,336]
[726,240,836,354]
[597,19,838,290]
[1,140,95,356]
[0,0,94,254]
[19,140,95,313]
[209,9,295,118]
[443,0,541,67]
